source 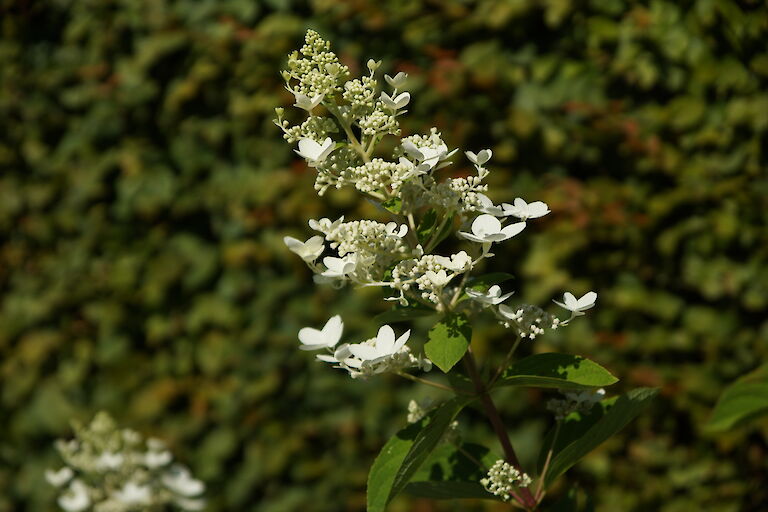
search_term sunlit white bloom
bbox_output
[295,137,335,167]
[385,72,408,88]
[58,479,90,512]
[381,91,410,110]
[162,465,205,497]
[424,269,452,287]
[299,315,343,351]
[458,214,526,243]
[321,254,358,278]
[476,194,505,216]
[385,222,409,238]
[553,291,597,316]
[45,467,74,487]
[309,215,344,234]
[465,149,492,166]
[398,157,431,179]
[401,140,457,170]
[144,450,173,468]
[434,251,472,272]
[113,481,151,505]
[291,91,324,111]
[284,235,324,262]
[466,285,513,305]
[502,198,550,220]
[95,451,123,470]
[347,325,410,364]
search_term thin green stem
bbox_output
[488,335,522,388]
[395,371,469,395]
[535,421,562,502]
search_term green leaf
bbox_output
[382,197,402,214]
[405,481,501,501]
[374,303,436,324]
[367,397,469,512]
[416,209,439,245]
[705,363,768,432]
[406,443,502,501]
[498,353,618,390]
[537,398,617,473]
[544,388,658,487]
[424,314,472,373]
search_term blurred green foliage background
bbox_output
[1,0,766,510]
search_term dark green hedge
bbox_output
[1,0,766,510]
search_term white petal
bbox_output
[393,330,411,352]
[563,292,578,309]
[347,343,379,361]
[575,291,597,309]
[297,138,323,160]
[472,214,502,237]
[298,327,326,348]
[500,221,526,239]
[321,315,344,347]
[45,467,74,487]
[376,325,396,353]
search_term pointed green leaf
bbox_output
[544,388,658,487]
[705,363,768,432]
[424,313,472,373]
[367,397,469,512]
[498,353,618,390]
[406,442,501,501]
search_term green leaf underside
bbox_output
[405,481,502,501]
[374,303,436,324]
[705,363,768,432]
[424,313,472,373]
[416,208,439,245]
[499,353,618,390]
[537,398,618,473]
[544,387,658,487]
[407,443,502,501]
[382,197,402,214]
[367,397,470,512]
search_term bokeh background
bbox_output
[1,0,767,510]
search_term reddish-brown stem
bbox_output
[463,349,538,510]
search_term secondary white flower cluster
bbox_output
[298,316,431,379]
[546,388,607,420]
[46,412,205,512]
[480,460,533,501]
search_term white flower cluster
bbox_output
[480,459,533,501]
[298,316,431,379]
[279,30,600,379]
[46,412,205,512]
[546,388,607,420]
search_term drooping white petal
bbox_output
[500,221,526,239]
[295,137,335,166]
[465,149,492,165]
[347,343,380,361]
[385,72,408,88]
